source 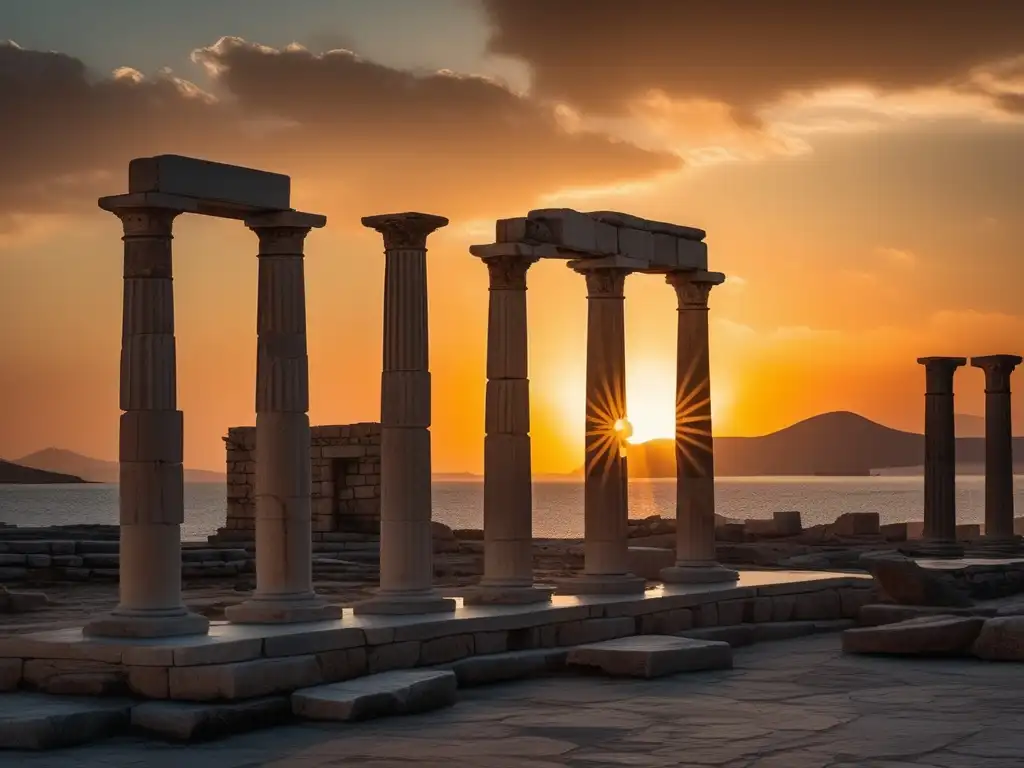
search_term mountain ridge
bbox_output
[622,410,1022,478]
[0,459,86,484]
[14,448,225,484]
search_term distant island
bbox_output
[619,411,1021,478]
[0,459,85,484]
[12,448,225,484]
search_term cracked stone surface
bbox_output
[7,634,1023,766]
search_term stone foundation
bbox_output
[223,423,381,535]
[0,572,873,702]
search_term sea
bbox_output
[0,476,1019,542]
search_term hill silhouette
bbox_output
[14,448,225,484]
[0,459,85,484]
[623,411,1024,478]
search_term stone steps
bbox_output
[291,669,457,722]
[567,635,733,679]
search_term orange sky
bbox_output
[2,1,1024,474]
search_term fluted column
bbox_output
[915,357,966,557]
[661,271,737,584]
[226,211,339,624]
[557,265,645,595]
[465,251,553,605]
[355,212,455,615]
[85,206,208,638]
[972,355,1022,555]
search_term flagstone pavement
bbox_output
[5,633,1023,768]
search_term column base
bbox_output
[554,573,646,596]
[83,608,210,639]
[353,590,456,616]
[968,536,1022,558]
[462,583,554,606]
[224,595,342,625]
[660,562,738,584]
[903,539,965,559]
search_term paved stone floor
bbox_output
[5,633,1023,767]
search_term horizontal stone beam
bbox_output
[123,154,291,217]
[491,208,709,272]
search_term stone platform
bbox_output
[0,571,870,705]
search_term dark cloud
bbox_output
[0,37,679,229]
[482,0,1024,115]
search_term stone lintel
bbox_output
[585,210,707,241]
[128,155,291,212]
[99,192,285,221]
[567,255,649,272]
[244,210,327,229]
[469,242,561,260]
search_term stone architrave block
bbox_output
[567,635,732,678]
[677,238,708,270]
[128,155,290,212]
[616,226,654,263]
[651,233,678,269]
[291,670,457,722]
[526,208,597,253]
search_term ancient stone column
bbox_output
[465,251,553,605]
[915,357,967,557]
[972,355,1023,555]
[661,271,737,584]
[557,265,645,595]
[226,211,340,624]
[85,206,209,638]
[355,212,455,615]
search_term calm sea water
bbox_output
[0,477,1017,542]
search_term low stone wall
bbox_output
[223,422,381,535]
[0,574,874,701]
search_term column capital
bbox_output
[971,354,1023,394]
[666,270,725,310]
[918,356,967,395]
[362,212,449,249]
[483,254,538,290]
[575,266,630,298]
[108,207,180,238]
[246,211,326,256]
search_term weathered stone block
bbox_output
[829,512,880,536]
[694,603,719,627]
[972,616,1024,661]
[844,616,985,656]
[419,634,473,666]
[774,510,803,536]
[745,596,773,624]
[128,154,291,213]
[557,617,635,646]
[168,656,321,702]
[24,659,121,689]
[717,599,747,626]
[627,547,675,580]
[793,590,841,621]
[0,659,22,691]
[0,693,131,749]
[473,631,508,655]
[128,666,169,699]
[368,641,420,673]
[568,635,732,678]
[292,670,457,722]
[317,647,368,683]
[861,552,972,607]
[772,594,797,622]
[442,649,567,687]
[132,696,291,741]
